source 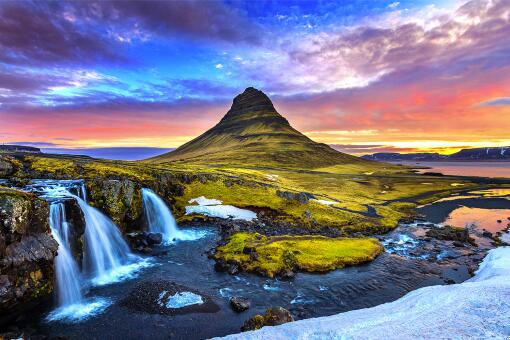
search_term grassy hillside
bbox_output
[148,87,381,169]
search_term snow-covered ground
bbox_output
[311,199,337,206]
[186,196,257,221]
[219,246,510,339]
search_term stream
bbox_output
[3,180,510,339]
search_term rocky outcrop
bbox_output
[230,296,250,312]
[426,225,475,245]
[241,306,294,331]
[87,178,143,232]
[276,190,314,204]
[0,188,58,316]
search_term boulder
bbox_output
[0,188,58,316]
[276,190,314,204]
[241,306,294,331]
[126,232,163,251]
[230,297,250,312]
[425,226,474,245]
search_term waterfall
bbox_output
[74,196,136,281]
[142,188,181,243]
[49,203,83,307]
[141,188,205,244]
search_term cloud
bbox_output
[388,2,400,9]
[0,2,124,66]
[0,1,263,68]
[238,0,510,94]
[479,97,510,106]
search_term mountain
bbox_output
[363,147,510,162]
[149,87,372,168]
[0,145,41,154]
[362,152,447,162]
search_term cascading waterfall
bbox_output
[49,203,83,307]
[27,179,150,321]
[74,196,137,283]
[141,188,205,244]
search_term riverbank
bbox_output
[220,246,510,339]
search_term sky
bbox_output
[1,0,510,157]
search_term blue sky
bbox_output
[1,0,510,156]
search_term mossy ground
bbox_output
[215,232,384,277]
[12,154,490,234]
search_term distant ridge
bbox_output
[149,87,373,168]
[0,144,41,154]
[363,147,510,161]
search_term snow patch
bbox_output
[185,205,257,221]
[188,196,223,206]
[265,174,279,181]
[219,246,510,339]
[157,290,203,309]
[311,199,337,206]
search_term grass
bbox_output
[214,232,384,277]
[12,153,487,234]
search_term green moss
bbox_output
[215,232,384,277]
[26,156,78,177]
[82,162,153,181]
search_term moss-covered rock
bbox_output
[0,188,58,316]
[241,306,294,331]
[214,232,384,278]
[87,178,143,232]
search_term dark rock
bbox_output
[496,220,502,223]
[452,241,465,247]
[0,189,58,316]
[241,306,294,331]
[120,281,219,316]
[147,232,163,245]
[126,232,162,251]
[230,297,250,312]
[276,190,314,204]
[482,231,493,238]
[227,263,240,275]
[426,225,474,244]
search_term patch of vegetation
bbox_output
[26,156,79,177]
[82,161,154,182]
[214,232,384,277]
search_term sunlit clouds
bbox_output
[1,0,509,154]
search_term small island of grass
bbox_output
[214,232,384,278]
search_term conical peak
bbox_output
[228,87,276,115]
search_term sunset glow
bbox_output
[1,0,509,155]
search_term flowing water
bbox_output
[48,203,83,307]
[76,196,138,284]
[25,180,150,321]
[7,180,508,338]
[142,188,206,243]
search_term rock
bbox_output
[87,178,143,232]
[227,263,240,275]
[496,220,502,223]
[453,241,465,247]
[126,232,162,251]
[426,226,474,244]
[276,190,314,204]
[0,188,58,316]
[147,232,163,245]
[230,297,250,312]
[482,231,493,238]
[241,306,294,331]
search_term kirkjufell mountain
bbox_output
[150,87,372,168]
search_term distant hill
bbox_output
[0,144,41,154]
[149,87,375,169]
[363,147,510,161]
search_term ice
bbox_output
[188,196,223,206]
[218,246,510,339]
[185,204,257,221]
